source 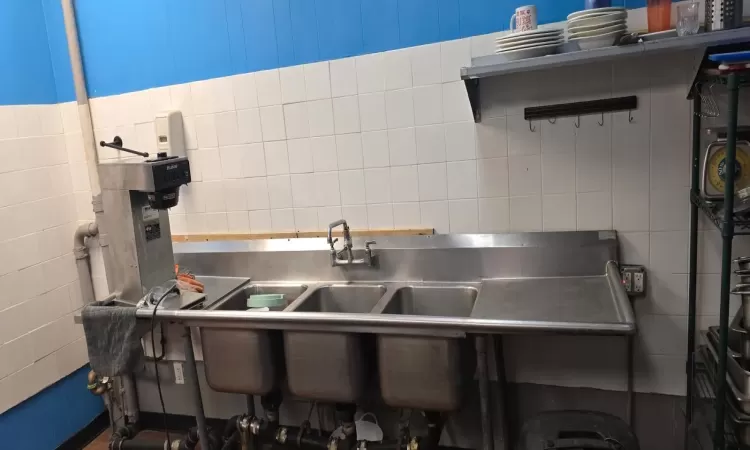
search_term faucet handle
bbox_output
[329,237,339,247]
[365,240,376,250]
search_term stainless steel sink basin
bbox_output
[284,284,386,403]
[380,285,478,317]
[375,285,479,411]
[201,283,307,395]
[289,285,386,313]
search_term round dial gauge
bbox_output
[708,146,750,194]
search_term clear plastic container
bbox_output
[647,0,672,32]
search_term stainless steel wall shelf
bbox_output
[462,28,750,123]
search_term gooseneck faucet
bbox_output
[327,219,377,267]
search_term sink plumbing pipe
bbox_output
[229,405,466,450]
[233,411,468,450]
[108,425,220,450]
[73,222,98,305]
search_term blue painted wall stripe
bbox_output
[0,366,105,450]
[4,0,674,105]
[289,0,321,64]
[438,0,462,41]
[362,0,401,54]
[63,0,660,99]
[0,0,58,105]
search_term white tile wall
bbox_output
[78,12,724,397]
[0,101,92,413]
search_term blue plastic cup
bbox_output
[585,0,612,9]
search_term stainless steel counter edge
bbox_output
[135,307,634,335]
[132,263,636,336]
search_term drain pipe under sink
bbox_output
[73,221,98,304]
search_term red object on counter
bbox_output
[647,0,672,32]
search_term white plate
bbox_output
[568,18,625,33]
[567,7,626,21]
[569,29,625,50]
[495,28,562,44]
[493,42,561,60]
[496,38,565,52]
[497,41,564,53]
[568,10,627,27]
[496,35,564,50]
[569,23,626,38]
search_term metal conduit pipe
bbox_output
[61,0,100,197]
[61,0,118,285]
[73,222,98,304]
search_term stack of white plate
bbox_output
[567,7,628,50]
[494,28,564,61]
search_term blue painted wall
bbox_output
[0,0,665,104]
[0,366,105,450]
[66,0,658,99]
[0,0,59,104]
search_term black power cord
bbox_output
[150,283,178,446]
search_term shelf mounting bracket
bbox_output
[464,78,481,123]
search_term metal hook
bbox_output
[628,110,634,123]
[528,120,535,132]
[548,118,556,124]
[598,113,604,127]
[574,116,580,129]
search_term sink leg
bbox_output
[492,336,509,450]
[183,326,211,450]
[475,335,494,450]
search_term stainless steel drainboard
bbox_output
[201,283,308,395]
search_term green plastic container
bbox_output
[247,294,286,310]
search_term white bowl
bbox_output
[494,42,561,60]
[568,10,627,27]
[497,35,564,50]
[567,7,626,21]
[569,29,625,50]
[568,18,626,33]
[495,30,562,43]
[569,23,626,38]
[497,38,564,52]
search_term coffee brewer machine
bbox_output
[97,136,192,303]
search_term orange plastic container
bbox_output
[647,0,672,32]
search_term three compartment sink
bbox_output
[201,284,307,394]
[374,285,479,411]
[201,282,482,410]
[284,284,386,403]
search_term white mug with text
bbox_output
[510,5,538,33]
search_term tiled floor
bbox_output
[84,430,169,450]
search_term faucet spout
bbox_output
[326,219,376,267]
[327,219,349,246]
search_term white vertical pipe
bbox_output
[60,0,100,197]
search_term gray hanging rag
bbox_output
[81,300,144,377]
